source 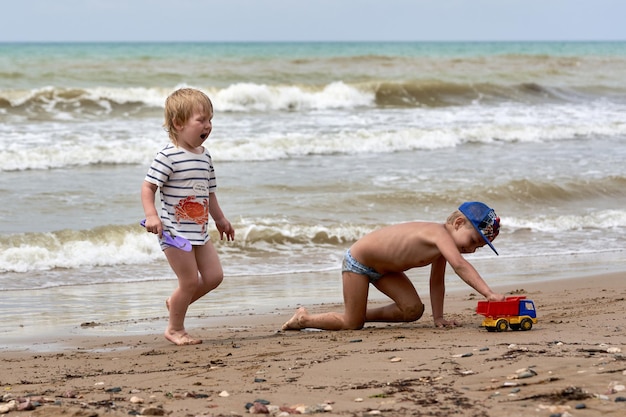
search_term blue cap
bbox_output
[458,202,500,255]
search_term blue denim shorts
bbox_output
[341,249,383,283]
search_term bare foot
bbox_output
[281,307,308,331]
[164,331,202,346]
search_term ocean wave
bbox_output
[373,81,595,107]
[0,139,152,171]
[0,221,364,275]
[487,177,626,205]
[0,225,160,274]
[1,210,624,276]
[505,209,626,233]
[0,83,373,119]
[0,86,169,119]
[2,104,625,171]
[1,79,624,120]
[352,177,626,216]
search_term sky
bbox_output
[1,0,625,42]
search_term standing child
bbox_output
[282,202,505,331]
[141,88,235,346]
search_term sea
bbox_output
[1,41,625,347]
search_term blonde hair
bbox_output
[446,210,470,227]
[163,88,213,146]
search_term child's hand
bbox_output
[144,216,163,238]
[215,219,235,241]
[434,317,460,328]
[487,293,506,302]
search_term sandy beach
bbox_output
[1,272,626,417]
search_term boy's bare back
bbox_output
[349,222,452,274]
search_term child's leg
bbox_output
[366,272,424,323]
[189,241,223,305]
[163,248,203,345]
[282,272,370,330]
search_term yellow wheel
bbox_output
[520,318,533,331]
[496,319,508,332]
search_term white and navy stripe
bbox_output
[145,143,217,245]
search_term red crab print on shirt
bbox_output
[174,196,209,232]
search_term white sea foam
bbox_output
[213,81,373,112]
[1,210,624,281]
[505,210,626,232]
[2,100,625,171]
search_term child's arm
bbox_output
[209,193,235,241]
[141,181,162,237]
[429,256,460,327]
[449,257,503,301]
[435,231,504,301]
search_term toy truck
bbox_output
[476,296,537,332]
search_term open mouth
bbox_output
[200,133,208,139]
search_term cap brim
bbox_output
[478,230,499,255]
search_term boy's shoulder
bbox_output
[380,221,447,240]
[403,221,452,241]
[393,221,444,231]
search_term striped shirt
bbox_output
[145,143,217,245]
